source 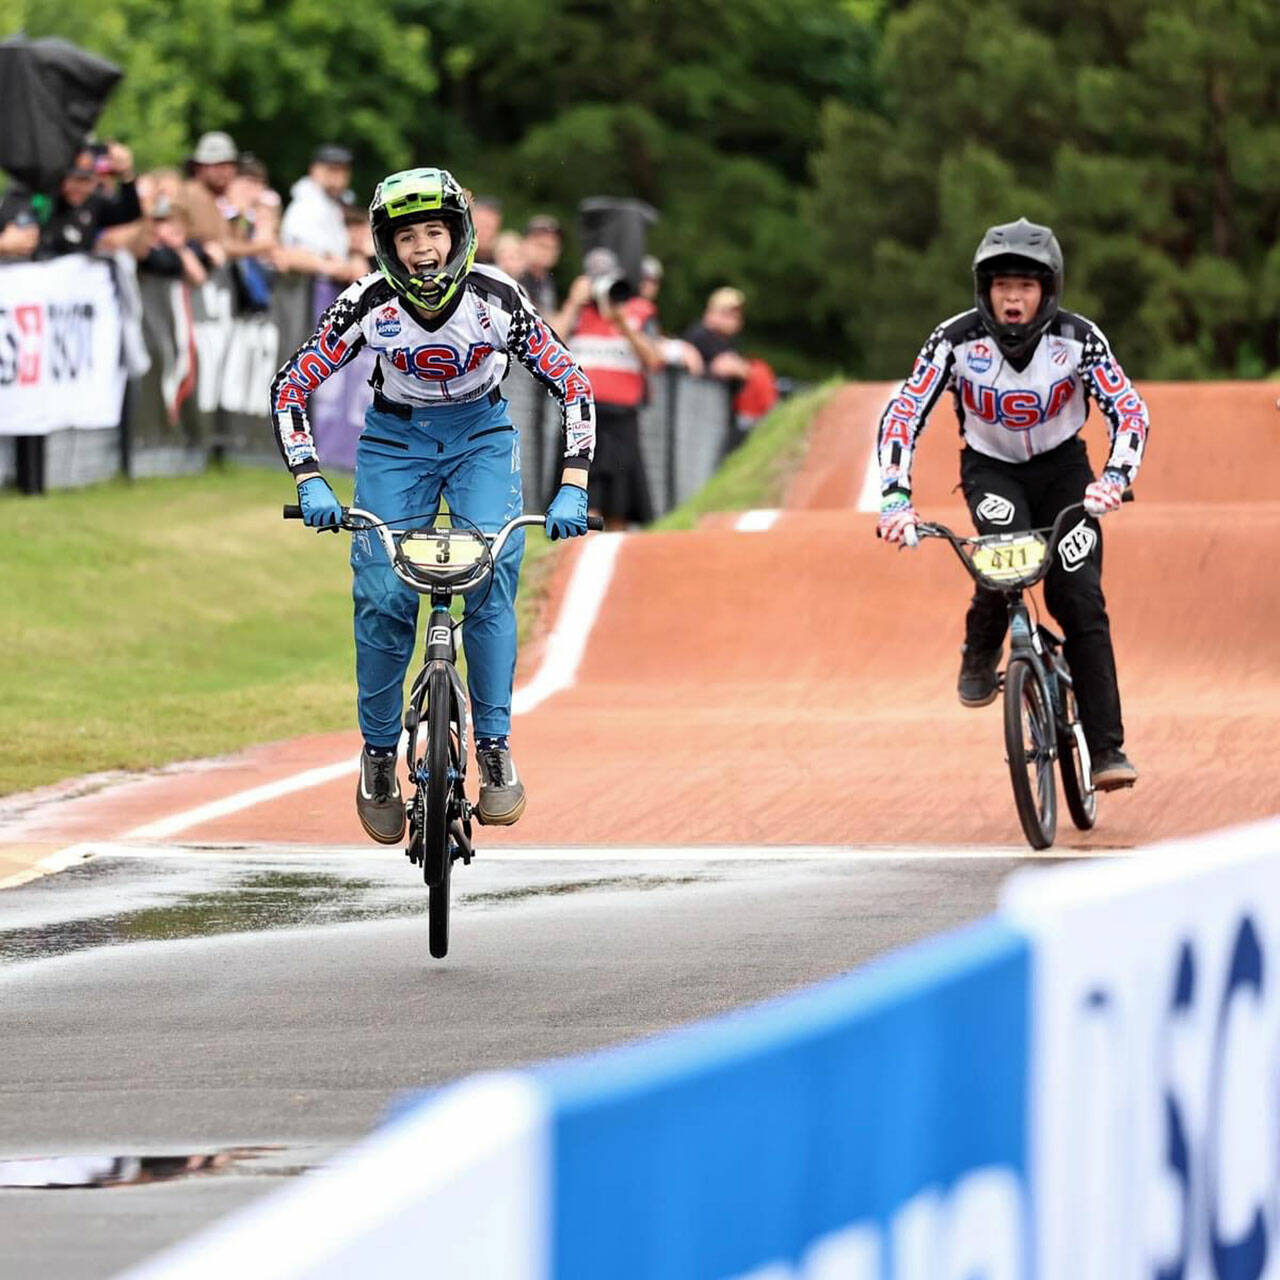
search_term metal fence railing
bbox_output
[2,254,740,516]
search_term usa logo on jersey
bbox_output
[968,341,993,374]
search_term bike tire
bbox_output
[423,668,453,889]
[1003,658,1057,850]
[1057,678,1097,831]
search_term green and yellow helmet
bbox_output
[369,168,476,312]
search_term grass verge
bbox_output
[653,380,839,530]
[0,466,558,798]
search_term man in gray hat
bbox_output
[279,143,363,284]
[182,130,260,266]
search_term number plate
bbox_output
[969,532,1046,583]
[399,529,489,569]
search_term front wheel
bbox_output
[423,667,457,958]
[1003,658,1057,850]
[1057,678,1097,831]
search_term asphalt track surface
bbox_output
[2,380,1278,1276]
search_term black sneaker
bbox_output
[957,645,1001,707]
[1092,748,1138,791]
[475,740,526,826]
[356,748,405,844]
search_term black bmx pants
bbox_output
[959,436,1124,755]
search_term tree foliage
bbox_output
[809,0,1280,377]
[4,0,1278,378]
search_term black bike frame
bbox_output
[405,589,471,811]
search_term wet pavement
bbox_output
[0,848,715,966]
[0,842,1044,1277]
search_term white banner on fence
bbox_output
[1002,817,1280,1280]
[0,256,126,434]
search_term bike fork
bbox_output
[1006,602,1057,762]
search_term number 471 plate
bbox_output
[970,532,1046,582]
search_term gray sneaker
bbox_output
[475,742,526,826]
[356,748,405,844]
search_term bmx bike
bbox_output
[284,503,602,957]
[914,495,1130,850]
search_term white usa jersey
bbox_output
[270,265,595,478]
[877,308,1149,498]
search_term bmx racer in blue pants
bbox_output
[270,168,596,842]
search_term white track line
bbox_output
[511,532,623,714]
[0,842,97,891]
[123,760,363,841]
[87,841,1127,864]
[735,509,779,532]
[114,534,623,843]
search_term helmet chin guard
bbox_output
[972,217,1063,360]
[370,168,476,313]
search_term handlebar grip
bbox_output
[283,504,302,519]
[587,515,605,532]
[1121,489,1135,504]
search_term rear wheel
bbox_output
[1003,658,1057,850]
[1057,677,1097,830]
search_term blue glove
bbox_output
[297,475,342,530]
[545,483,589,540]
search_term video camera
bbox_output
[578,197,658,309]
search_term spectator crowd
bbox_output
[1,129,778,523]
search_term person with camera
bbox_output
[560,247,663,528]
[33,140,141,258]
[0,189,39,260]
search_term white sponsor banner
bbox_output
[1002,817,1280,1280]
[121,1073,548,1279]
[0,255,126,434]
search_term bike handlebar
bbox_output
[915,490,1132,591]
[282,504,604,594]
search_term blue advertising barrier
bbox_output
[536,919,1030,1279]
[124,917,1031,1279]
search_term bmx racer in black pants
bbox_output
[875,218,1148,791]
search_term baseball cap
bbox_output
[192,131,238,165]
[708,286,745,311]
[641,255,663,280]
[524,214,561,237]
[312,144,353,167]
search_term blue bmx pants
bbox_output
[348,395,525,749]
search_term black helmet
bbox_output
[972,217,1063,360]
[369,168,476,312]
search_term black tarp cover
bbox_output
[0,34,122,193]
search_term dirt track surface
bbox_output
[3,381,1278,859]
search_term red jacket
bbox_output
[568,298,657,408]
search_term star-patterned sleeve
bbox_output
[876,320,959,499]
[1077,321,1150,485]
[269,279,374,477]
[503,296,596,478]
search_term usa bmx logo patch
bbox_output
[968,341,993,374]
[1058,519,1097,572]
[375,306,402,339]
[976,493,1015,526]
